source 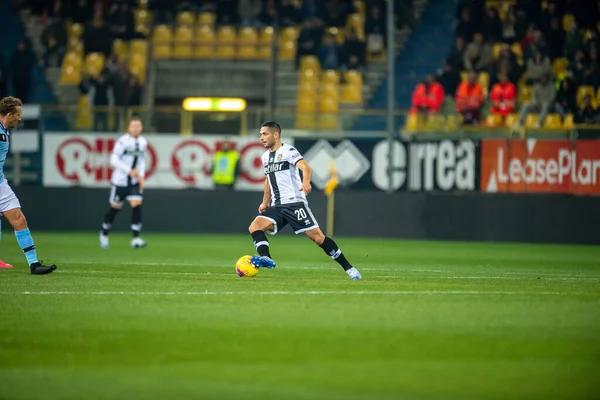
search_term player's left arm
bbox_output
[137,141,147,190]
[296,160,312,195]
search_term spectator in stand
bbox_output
[583,48,600,87]
[517,73,556,128]
[83,10,113,56]
[40,15,67,68]
[525,50,551,84]
[502,6,518,43]
[455,71,484,125]
[301,0,324,22]
[324,0,354,28]
[522,28,548,61]
[258,1,277,26]
[564,22,584,62]
[341,28,366,67]
[319,34,341,70]
[437,62,461,96]
[90,72,114,132]
[491,44,521,85]
[342,55,365,80]
[574,94,599,123]
[365,5,386,56]
[489,72,516,121]
[455,7,476,42]
[554,74,578,117]
[482,6,502,43]
[410,74,445,115]
[0,57,7,99]
[572,49,589,84]
[200,0,216,13]
[60,0,94,24]
[446,36,466,71]
[9,41,33,103]
[295,17,323,69]
[538,0,562,37]
[572,0,600,31]
[395,0,414,30]
[107,2,134,41]
[238,0,262,27]
[217,0,239,25]
[148,0,172,24]
[463,33,492,72]
[123,74,142,108]
[279,0,301,27]
[546,17,566,60]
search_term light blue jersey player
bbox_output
[0,97,56,274]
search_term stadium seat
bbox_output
[325,27,345,45]
[174,26,193,43]
[340,84,362,104]
[68,38,83,55]
[505,113,519,128]
[296,113,316,129]
[446,113,463,130]
[300,56,320,71]
[299,68,318,83]
[318,113,340,130]
[128,53,146,77]
[577,85,596,107]
[544,113,562,129]
[84,53,105,77]
[259,27,274,44]
[75,94,93,130]
[130,39,148,56]
[68,23,83,40]
[280,27,299,42]
[112,39,128,62]
[406,113,424,131]
[563,114,575,129]
[237,46,258,59]
[524,113,540,129]
[492,43,503,60]
[129,65,145,83]
[138,0,148,9]
[239,27,258,44]
[258,44,271,59]
[134,9,152,26]
[485,113,503,127]
[354,0,365,18]
[153,43,171,59]
[176,11,195,26]
[217,26,236,43]
[321,70,340,85]
[424,114,446,131]
[60,64,80,85]
[297,95,317,112]
[196,25,215,45]
[216,45,236,59]
[321,82,339,101]
[62,52,82,69]
[511,43,523,63]
[298,80,318,95]
[346,13,364,39]
[194,44,214,59]
[172,44,192,59]
[518,85,533,103]
[562,14,575,31]
[552,57,569,77]
[478,72,490,93]
[319,96,339,113]
[152,25,172,44]
[197,12,216,27]
[278,40,296,60]
[344,70,363,86]
[460,71,469,82]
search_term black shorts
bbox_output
[109,184,143,205]
[258,202,319,235]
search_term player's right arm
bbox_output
[110,138,135,177]
[259,178,271,213]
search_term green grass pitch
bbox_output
[0,232,599,400]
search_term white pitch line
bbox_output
[0,290,597,296]
[374,275,600,281]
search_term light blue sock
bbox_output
[15,228,38,266]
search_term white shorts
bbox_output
[0,179,21,214]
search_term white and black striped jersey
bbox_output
[110,134,147,187]
[262,144,306,206]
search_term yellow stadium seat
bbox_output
[134,9,152,26]
[478,72,490,92]
[552,57,569,77]
[321,70,340,85]
[194,44,214,59]
[75,95,92,130]
[280,27,299,42]
[112,39,128,62]
[511,43,523,62]
[135,21,150,36]
[544,113,563,129]
[138,0,148,9]
[84,52,105,77]
[344,70,363,86]
[485,113,503,127]
[128,52,145,71]
[298,80,317,94]
[258,45,271,59]
[524,113,540,129]
[197,12,216,27]
[519,85,533,103]
[297,95,317,112]
[68,38,83,54]
[196,25,215,44]
[460,71,469,81]
[406,113,424,131]
[354,0,365,18]
[577,85,596,107]
[153,43,171,59]
[63,52,82,69]
[129,64,145,83]
[172,44,192,59]
[296,114,316,129]
[237,46,258,59]
[346,13,364,39]
[260,27,274,44]
[492,43,503,60]
[563,114,575,129]
[68,23,83,40]
[446,114,463,130]
[299,68,318,83]
[217,26,237,43]
[562,14,575,31]
[505,113,519,128]
[239,27,258,44]
[176,11,195,26]
[321,82,339,100]
[278,40,296,60]
[340,84,362,104]
[424,114,446,131]
[320,95,339,113]
[153,25,172,44]
[300,56,320,71]
[324,27,345,45]
[318,114,340,130]
[130,39,148,56]
[216,45,235,59]
[174,26,193,43]
[60,64,81,85]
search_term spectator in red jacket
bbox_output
[455,71,484,125]
[410,74,445,114]
[489,73,517,120]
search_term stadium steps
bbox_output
[351,0,460,131]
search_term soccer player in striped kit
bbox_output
[99,117,148,249]
[0,96,57,273]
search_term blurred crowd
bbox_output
[410,0,600,127]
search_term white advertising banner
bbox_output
[42,134,288,190]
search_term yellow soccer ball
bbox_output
[235,255,259,277]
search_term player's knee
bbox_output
[308,230,325,245]
[10,211,27,231]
